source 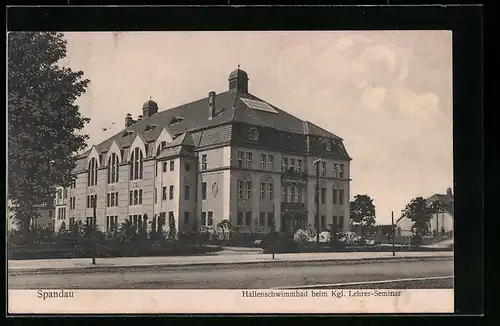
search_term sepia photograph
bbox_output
[8,29,456,314]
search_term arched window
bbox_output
[107,153,119,184]
[130,147,144,180]
[88,158,98,186]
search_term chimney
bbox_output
[125,113,133,127]
[208,91,216,120]
[137,115,143,122]
[446,187,453,198]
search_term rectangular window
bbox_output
[267,183,273,200]
[201,154,207,170]
[162,186,167,200]
[297,159,302,173]
[237,151,244,168]
[237,211,243,226]
[163,162,168,172]
[314,188,318,204]
[245,181,252,199]
[259,212,266,226]
[69,217,75,226]
[283,185,288,202]
[321,162,326,177]
[297,186,302,203]
[290,158,295,171]
[321,188,326,204]
[267,155,274,171]
[237,180,243,200]
[260,182,265,200]
[201,211,207,226]
[260,154,266,170]
[156,162,158,177]
[115,192,118,206]
[129,191,133,205]
[139,189,143,205]
[133,190,138,205]
[290,185,296,203]
[169,186,174,200]
[332,216,338,229]
[245,152,252,169]
[169,212,175,226]
[184,211,190,224]
[332,188,338,205]
[338,216,344,229]
[339,189,344,205]
[106,216,110,232]
[333,163,338,178]
[321,215,326,230]
[282,157,288,171]
[110,193,115,207]
[87,195,90,208]
[339,164,345,178]
[245,211,252,226]
[184,185,190,200]
[267,212,274,228]
[201,182,207,200]
[208,212,213,226]
[154,188,157,204]
[170,160,174,171]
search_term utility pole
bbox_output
[314,159,321,247]
[92,196,96,265]
[391,211,395,257]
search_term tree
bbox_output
[8,33,90,241]
[401,197,433,244]
[429,200,443,238]
[216,219,231,241]
[349,194,376,235]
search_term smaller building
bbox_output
[396,187,454,237]
[8,199,55,232]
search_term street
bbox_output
[8,258,453,289]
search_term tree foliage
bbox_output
[401,197,432,235]
[8,32,90,237]
[349,194,376,234]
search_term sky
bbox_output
[61,31,453,225]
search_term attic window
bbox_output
[248,127,259,141]
[144,124,157,132]
[169,116,184,125]
[240,98,278,114]
[121,131,135,138]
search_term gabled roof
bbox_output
[78,89,345,159]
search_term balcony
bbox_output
[281,167,308,184]
[281,202,307,213]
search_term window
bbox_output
[86,216,96,226]
[154,188,157,204]
[321,188,326,204]
[260,154,266,170]
[207,212,213,226]
[321,161,326,177]
[267,212,274,228]
[63,188,68,198]
[163,162,168,172]
[237,151,244,168]
[290,185,296,203]
[87,157,98,186]
[201,182,207,200]
[133,190,138,205]
[332,186,338,205]
[184,211,190,224]
[339,164,345,178]
[259,212,266,226]
[332,216,338,229]
[314,188,318,204]
[321,215,326,230]
[169,186,174,200]
[169,212,175,227]
[185,164,191,172]
[170,160,175,171]
[129,191,133,205]
[70,197,76,209]
[107,153,119,183]
[245,152,252,169]
[267,183,273,200]
[339,188,344,205]
[283,185,288,202]
[297,186,302,203]
[237,212,243,226]
[237,181,244,200]
[70,179,76,189]
[267,155,274,171]
[282,157,288,171]
[290,158,295,171]
[245,211,252,226]
[130,147,144,180]
[107,193,110,207]
[297,159,302,173]
[201,212,207,226]
[338,216,344,229]
[260,182,266,200]
[69,217,75,226]
[156,162,158,176]
[248,128,259,141]
[87,195,97,208]
[201,154,207,170]
[162,186,167,200]
[333,164,338,178]
[245,181,252,199]
[184,185,190,200]
[139,189,143,205]
[114,192,118,206]
[106,216,118,232]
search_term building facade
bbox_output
[54,68,352,236]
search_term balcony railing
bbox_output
[281,202,307,213]
[281,167,308,183]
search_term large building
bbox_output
[54,68,352,236]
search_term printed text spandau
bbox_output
[242,290,402,298]
[37,290,75,300]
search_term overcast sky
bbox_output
[61,31,453,225]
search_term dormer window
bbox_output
[121,131,135,138]
[144,124,157,132]
[324,140,332,152]
[248,127,259,141]
[169,116,184,125]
